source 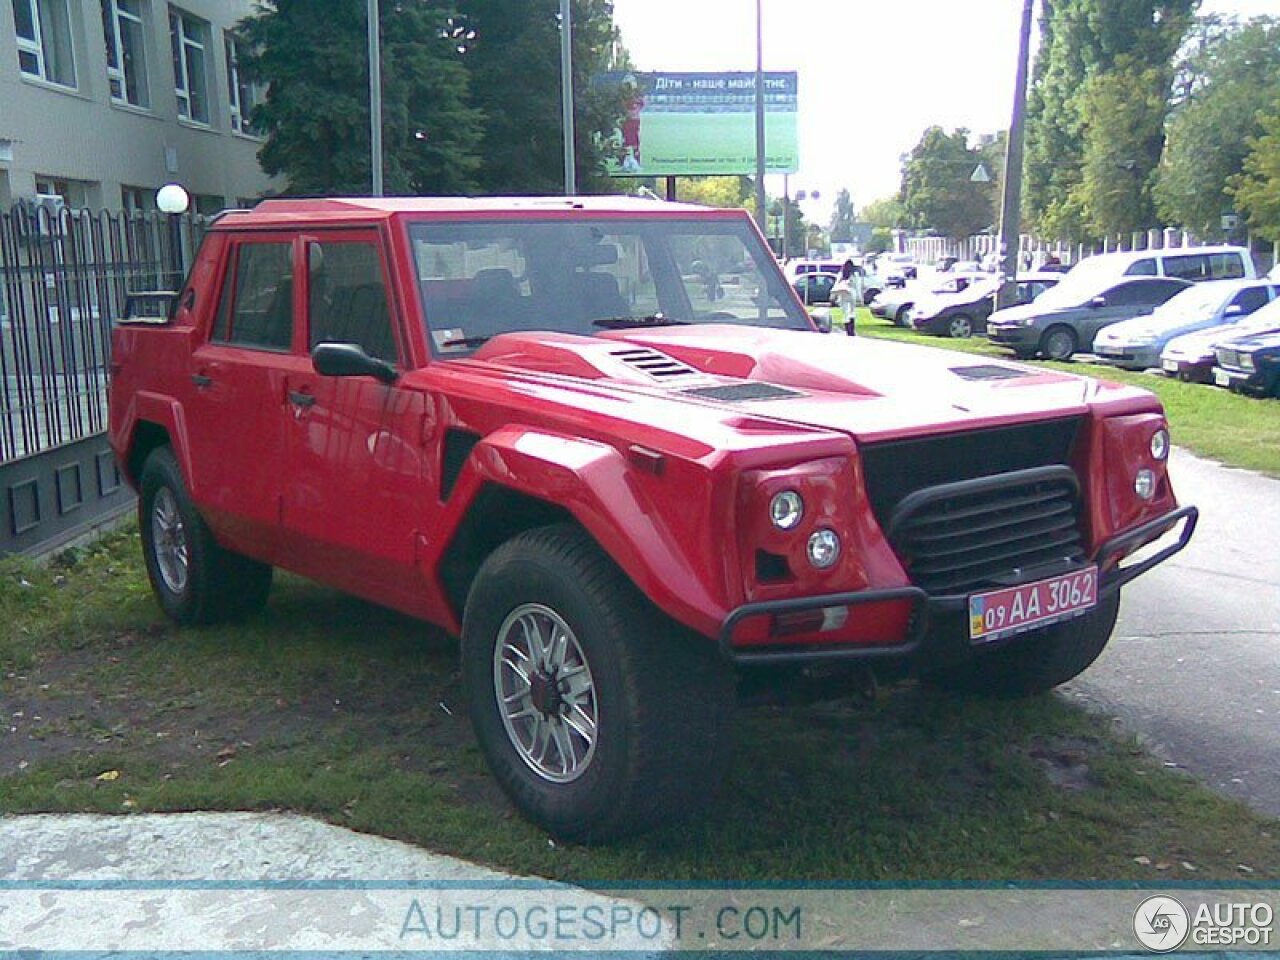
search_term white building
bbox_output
[0,0,277,212]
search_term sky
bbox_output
[609,0,1278,222]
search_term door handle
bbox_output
[192,373,212,388]
[288,390,316,408]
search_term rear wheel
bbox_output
[462,524,734,842]
[139,448,272,625]
[947,314,975,339]
[895,304,914,327]
[925,592,1120,698]
[862,287,880,306]
[1040,325,1078,361]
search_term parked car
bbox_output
[109,196,1195,842]
[1213,329,1280,397]
[1053,245,1255,291]
[987,276,1192,360]
[910,272,1060,339]
[793,271,838,306]
[1093,279,1279,371]
[1161,298,1280,382]
[872,273,987,327]
[874,252,920,288]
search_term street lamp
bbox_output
[156,183,190,289]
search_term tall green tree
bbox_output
[239,0,483,196]
[675,176,751,208]
[860,195,905,230]
[1024,0,1198,239]
[898,127,996,240]
[828,188,856,243]
[1230,103,1280,244]
[1156,17,1280,237]
[455,0,624,194]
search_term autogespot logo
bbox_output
[1134,895,1191,952]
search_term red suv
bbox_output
[110,197,1196,841]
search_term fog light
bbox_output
[1150,428,1169,461]
[807,529,841,569]
[769,490,804,530]
[1134,468,1157,500]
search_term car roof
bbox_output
[1072,245,1250,266]
[213,195,733,229]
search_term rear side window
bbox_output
[1164,254,1209,281]
[1125,258,1157,276]
[211,241,295,351]
[1207,253,1245,280]
[1105,278,1186,306]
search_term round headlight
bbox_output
[806,529,841,569]
[1150,428,1170,461]
[769,490,804,530]
[1134,468,1157,500]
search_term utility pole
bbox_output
[753,0,767,233]
[996,0,1035,308]
[560,0,577,196]
[368,0,383,196]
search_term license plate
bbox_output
[969,567,1098,644]
[1215,368,1231,387]
[1162,359,1179,373]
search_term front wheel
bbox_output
[1040,325,1078,361]
[947,314,975,339]
[895,304,914,327]
[462,524,734,842]
[139,448,272,625]
[924,592,1120,698]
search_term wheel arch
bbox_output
[119,394,193,491]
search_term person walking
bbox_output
[830,259,860,336]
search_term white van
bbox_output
[1062,245,1256,289]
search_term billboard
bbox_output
[598,71,798,177]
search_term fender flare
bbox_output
[119,392,195,491]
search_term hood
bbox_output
[462,326,1138,444]
[1231,330,1280,352]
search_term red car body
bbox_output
[109,197,1196,840]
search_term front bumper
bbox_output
[1214,364,1275,396]
[718,505,1198,666]
[1094,343,1161,369]
[987,324,1039,351]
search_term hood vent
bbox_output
[610,347,700,381]
[950,364,1030,381]
[681,382,803,403]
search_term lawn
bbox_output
[2,530,1276,882]
[854,308,1280,477]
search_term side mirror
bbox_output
[119,290,180,325]
[1224,304,1244,317]
[312,342,397,384]
[1088,295,1107,309]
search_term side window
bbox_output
[1207,253,1245,280]
[211,240,294,350]
[1163,255,1208,281]
[1232,287,1268,315]
[307,241,398,363]
[1125,258,1157,276]
[1105,279,1175,306]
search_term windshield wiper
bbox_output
[440,335,493,348]
[592,314,689,329]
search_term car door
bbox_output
[1082,278,1188,347]
[184,234,307,560]
[278,230,430,612]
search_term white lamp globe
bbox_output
[156,184,190,215]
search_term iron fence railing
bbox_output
[0,205,202,463]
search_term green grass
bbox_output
[2,530,1277,882]
[855,309,1280,477]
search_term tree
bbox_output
[455,0,623,194]
[675,176,751,208]
[1024,0,1198,239]
[767,198,808,258]
[828,189,856,243]
[898,127,996,240]
[239,0,483,196]
[1156,17,1280,237]
[860,195,905,230]
[1230,103,1280,244]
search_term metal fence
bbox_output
[0,204,200,554]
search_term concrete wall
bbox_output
[0,0,276,211]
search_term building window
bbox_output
[13,0,77,87]
[121,185,151,212]
[102,0,149,107]
[169,6,210,124]
[224,32,260,135]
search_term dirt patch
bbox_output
[1027,735,1098,792]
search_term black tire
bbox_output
[139,447,272,625]
[895,304,914,327]
[461,524,734,842]
[862,287,880,307]
[925,592,1120,699]
[1040,325,1078,361]
[947,314,975,339]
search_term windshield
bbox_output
[408,217,811,356]
[1147,283,1230,323]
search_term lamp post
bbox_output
[155,183,190,289]
[560,0,576,196]
[368,0,383,196]
[753,0,767,234]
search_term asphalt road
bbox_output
[1064,446,1280,817]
